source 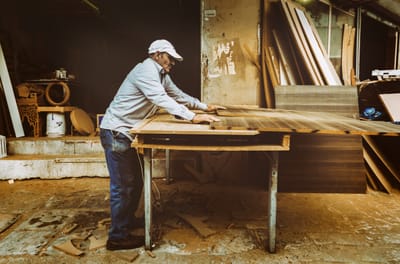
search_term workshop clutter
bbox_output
[15,68,95,137]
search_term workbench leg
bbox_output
[165,149,171,184]
[143,148,152,250]
[267,152,278,253]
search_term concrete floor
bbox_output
[0,177,400,263]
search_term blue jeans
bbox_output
[100,129,143,240]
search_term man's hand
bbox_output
[192,114,220,124]
[206,104,226,112]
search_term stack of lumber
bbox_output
[273,85,365,193]
[261,0,355,107]
[259,1,400,193]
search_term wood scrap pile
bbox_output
[262,0,356,107]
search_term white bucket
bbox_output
[46,112,66,137]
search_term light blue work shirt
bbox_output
[100,57,208,139]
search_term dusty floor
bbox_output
[0,177,400,263]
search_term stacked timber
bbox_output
[261,0,347,107]
[273,85,365,193]
[260,0,400,193]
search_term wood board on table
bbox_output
[213,107,400,136]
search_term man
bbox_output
[100,39,223,250]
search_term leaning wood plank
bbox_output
[0,83,13,135]
[294,7,342,85]
[262,0,274,108]
[302,5,343,85]
[342,24,350,85]
[177,213,216,238]
[282,0,323,85]
[264,48,279,87]
[379,93,400,122]
[363,135,400,183]
[279,0,319,84]
[363,148,392,193]
[0,42,24,137]
[365,168,379,191]
[348,27,356,85]
[272,30,296,85]
[268,46,281,85]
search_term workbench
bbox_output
[131,107,400,253]
[131,113,290,253]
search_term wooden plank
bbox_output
[130,114,259,136]
[262,0,274,107]
[214,107,400,136]
[132,141,290,152]
[363,147,392,193]
[272,30,297,85]
[177,213,216,238]
[294,6,342,85]
[365,168,379,191]
[274,85,359,118]
[0,82,13,136]
[282,0,323,85]
[278,134,365,193]
[37,106,77,112]
[264,47,279,88]
[273,83,364,194]
[0,42,24,137]
[379,93,400,122]
[268,46,281,85]
[342,24,350,85]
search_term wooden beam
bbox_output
[363,147,392,193]
[0,42,24,137]
[294,6,342,85]
[281,0,323,85]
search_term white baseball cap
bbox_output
[148,39,183,61]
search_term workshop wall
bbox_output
[201,0,261,106]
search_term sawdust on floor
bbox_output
[0,177,400,263]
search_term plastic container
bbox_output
[46,113,66,137]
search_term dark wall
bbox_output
[0,0,201,115]
[359,14,397,81]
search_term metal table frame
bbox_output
[132,130,290,253]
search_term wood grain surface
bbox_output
[214,107,400,136]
